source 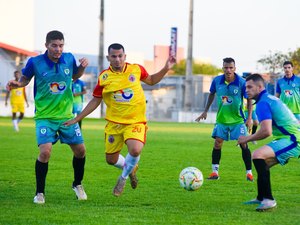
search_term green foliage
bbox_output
[172,59,222,75]
[257,51,289,74]
[0,117,300,225]
[289,48,300,74]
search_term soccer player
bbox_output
[238,73,300,211]
[5,70,29,132]
[275,61,300,122]
[72,78,87,129]
[195,57,253,181]
[64,43,176,197]
[6,30,89,204]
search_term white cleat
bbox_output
[72,185,87,200]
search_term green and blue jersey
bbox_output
[22,51,78,120]
[72,79,86,105]
[210,74,247,125]
[256,90,300,141]
[276,75,300,114]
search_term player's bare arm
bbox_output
[7,75,30,90]
[238,119,272,145]
[64,97,102,126]
[142,56,176,85]
[73,57,89,80]
[245,98,253,128]
[195,93,215,122]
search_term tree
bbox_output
[289,48,300,74]
[257,50,289,74]
[172,59,222,75]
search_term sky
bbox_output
[33,0,300,73]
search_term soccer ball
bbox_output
[179,167,203,191]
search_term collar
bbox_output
[43,50,66,68]
[283,74,295,81]
[219,73,240,86]
[255,89,267,103]
[109,63,128,73]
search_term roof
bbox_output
[0,42,38,56]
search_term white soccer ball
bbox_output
[179,167,203,191]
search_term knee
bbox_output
[39,149,51,162]
[73,145,86,158]
[214,139,223,149]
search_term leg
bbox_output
[12,112,19,131]
[240,143,253,181]
[208,137,223,179]
[70,143,87,200]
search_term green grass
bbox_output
[0,117,299,225]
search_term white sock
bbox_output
[212,164,219,174]
[17,118,22,123]
[12,119,19,131]
[113,154,125,169]
[246,170,252,175]
[121,154,140,179]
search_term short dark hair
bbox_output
[283,61,293,67]
[14,70,20,74]
[108,43,125,53]
[246,73,265,83]
[46,30,64,43]
[223,57,235,64]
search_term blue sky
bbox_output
[34,0,300,73]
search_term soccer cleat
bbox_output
[129,164,139,189]
[72,184,87,200]
[33,193,45,204]
[207,172,219,180]
[244,198,261,205]
[256,198,277,212]
[246,173,254,182]
[113,176,126,197]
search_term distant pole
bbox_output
[184,0,193,111]
[99,0,105,117]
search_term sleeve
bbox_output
[242,82,248,98]
[256,101,272,122]
[21,58,35,79]
[209,79,216,94]
[138,65,149,80]
[276,81,281,94]
[92,78,103,98]
[72,55,78,75]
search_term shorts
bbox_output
[35,119,83,146]
[245,110,258,121]
[104,121,148,154]
[212,123,248,141]
[11,103,25,113]
[267,138,300,165]
[73,103,83,115]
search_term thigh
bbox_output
[124,123,147,144]
[104,122,124,154]
[35,120,60,145]
[59,121,84,144]
[212,123,229,141]
[229,123,247,140]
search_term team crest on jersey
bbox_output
[113,88,134,102]
[221,96,233,105]
[102,74,108,80]
[108,135,114,143]
[64,69,70,75]
[233,89,239,94]
[284,90,293,96]
[49,81,67,94]
[129,74,135,82]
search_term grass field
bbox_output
[0,117,299,225]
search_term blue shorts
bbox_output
[245,110,258,121]
[73,103,83,115]
[267,138,300,165]
[35,119,84,146]
[212,123,248,141]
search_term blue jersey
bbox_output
[276,75,300,114]
[72,79,86,105]
[22,51,78,120]
[210,74,247,125]
[256,90,300,141]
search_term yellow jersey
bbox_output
[93,63,149,124]
[10,87,26,104]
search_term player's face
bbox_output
[222,62,236,82]
[283,64,293,78]
[45,39,64,62]
[14,72,21,80]
[107,48,126,72]
[245,80,260,99]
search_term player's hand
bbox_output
[79,58,89,68]
[165,56,176,70]
[195,112,207,122]
[237,135,248,145]
[6,80,20,90]
[63,119,77,127]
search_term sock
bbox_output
[35,160,48,194]
[121,154,140,179]
[241,145,252,170]
[114,154,125,169]
[253,159,274,201]
[73,156,86,187]
[246,169,252,175]
[211,148,221,174]
[252,125,257,135]
[17,118,22,123]
[12,119,19,131]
